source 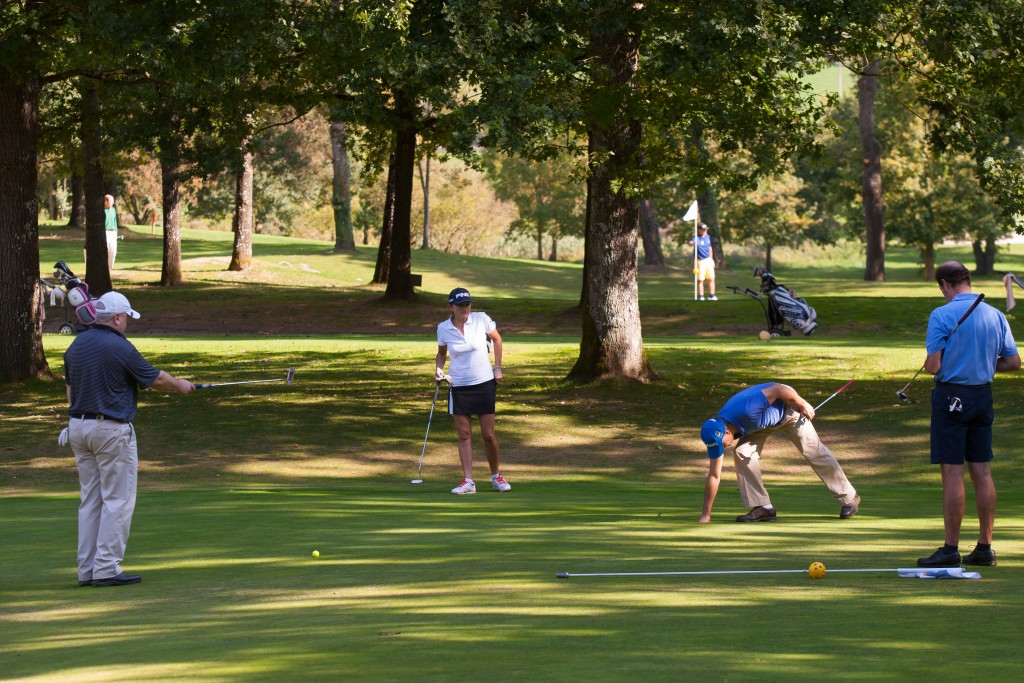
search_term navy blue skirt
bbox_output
[449,379,497,416]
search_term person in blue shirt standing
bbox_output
[917,261,1019,568]
[698,382,859,523]
[690,223,717,301]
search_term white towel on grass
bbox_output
[897,567,981,579]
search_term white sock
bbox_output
[762,504,774,510]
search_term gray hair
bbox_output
[94,310,116,324]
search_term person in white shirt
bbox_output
[435,287,511,494]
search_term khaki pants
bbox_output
[105,230,118,268]
[70,417,137,582]
[733,408,857,508]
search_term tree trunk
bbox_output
[67,142,85,228]
[0,68,49,382]
[418,151,431,250]
[568,2,653,383]
[639,198,665,267]
[765,242,773,272]
[68,167,86,228]
[160,155,183,286]
[228,137,254,271]
[329,117,356,252]
[578,136,594,310]
[971,239,996,276]
[81,80,112,295]
[48,182,59,220]
[549,234,558,262]
[921,242,935,281]
[373,150,398,284]
[859,60,885,282]
[384,114,416,301]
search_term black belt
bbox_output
[70,412,129,424]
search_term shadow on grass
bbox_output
[1,482,1021,681]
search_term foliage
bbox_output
[188,110,334,236]
[119,153,162,224]
[413,160,518,256]
[719,165,815,259]
[796,67,1009,260]
[483,150,585,260]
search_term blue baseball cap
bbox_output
[448,287,473,305]
[701,418,726,459]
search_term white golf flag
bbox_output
[682,200,699,222]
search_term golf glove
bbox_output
[58,427,69,448]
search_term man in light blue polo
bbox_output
[698,382,859,523]
[917,261,1019,568]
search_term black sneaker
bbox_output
[736,506,777,523]
[916,546,961,568]
[92,572,142,587]
[963,547,997,566]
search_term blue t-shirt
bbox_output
[926,294,1017,385]
[717,383,785,436]
[64,325,161,422]
[692,233,712,260]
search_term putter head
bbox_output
[286,367,295,385]
[896,390,910,403]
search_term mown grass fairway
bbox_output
[3,226,1024,681]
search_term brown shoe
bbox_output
[736,506,777,523]
[839,495,861,519]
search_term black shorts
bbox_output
[930,383,994,465]
[449,379,497,416]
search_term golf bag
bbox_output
[40,261,97,333]
[754,267,817,336]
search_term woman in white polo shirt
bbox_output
[435,287,511,495]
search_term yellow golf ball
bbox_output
[808,561,826,579]
[312,550,320,558]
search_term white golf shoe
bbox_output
[451,478,476,495]
[492,474,511,492]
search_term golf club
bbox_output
[813,379,855,412]
[556,567,980,579]
[411,376,450,484]
[195,366,295,390]
[896,293,985,402]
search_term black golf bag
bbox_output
[754,267,817,336]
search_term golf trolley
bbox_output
[38,261,96,335]
[729,267,818,338]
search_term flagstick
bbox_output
[693,218,698,301]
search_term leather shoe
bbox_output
[917,546,961,568]
[736,506,777,523]
[963,546,997,566]
[78,579,93,587]
[839,495,860,519]
[92,572,141,587]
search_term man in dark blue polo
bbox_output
[917,262,1019,568]
[63,291,194,587]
